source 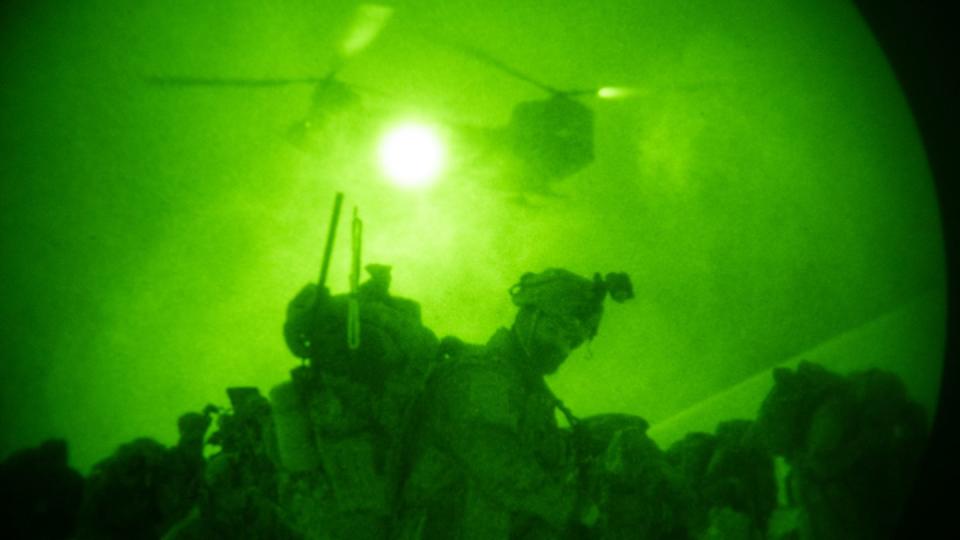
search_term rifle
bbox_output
[314,191,363,351]
[316,192,345,296]
[283,192,343,361]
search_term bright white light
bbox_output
[378,123,445,188]
[597,86,639,99]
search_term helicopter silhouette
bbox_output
[434,39,608,197]
[147,3,392,156]
[146,3,633,198]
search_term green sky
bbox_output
[0,0,946,472]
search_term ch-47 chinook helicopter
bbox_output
[147,3,637,199]
[434,39,637,198]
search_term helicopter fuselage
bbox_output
[508,94,595,182]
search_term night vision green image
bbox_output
[0,1,947,539]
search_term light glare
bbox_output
[378,123,445,188]
[598,86,639,99]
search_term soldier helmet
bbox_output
[509,269,633,340]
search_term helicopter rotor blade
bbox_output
[566,83,711,101]
[595,81,731,100]
[144,73,392,100]
[562,88,607,98]
[425,34,562,96]
[146,4,393,91]
[145,76,330,88]
[543,86,646,100]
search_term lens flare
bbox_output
[597,86,640,99]
[377,123,446,188]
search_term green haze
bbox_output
[0,0,945,471]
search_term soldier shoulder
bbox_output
[424,342,524,430]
